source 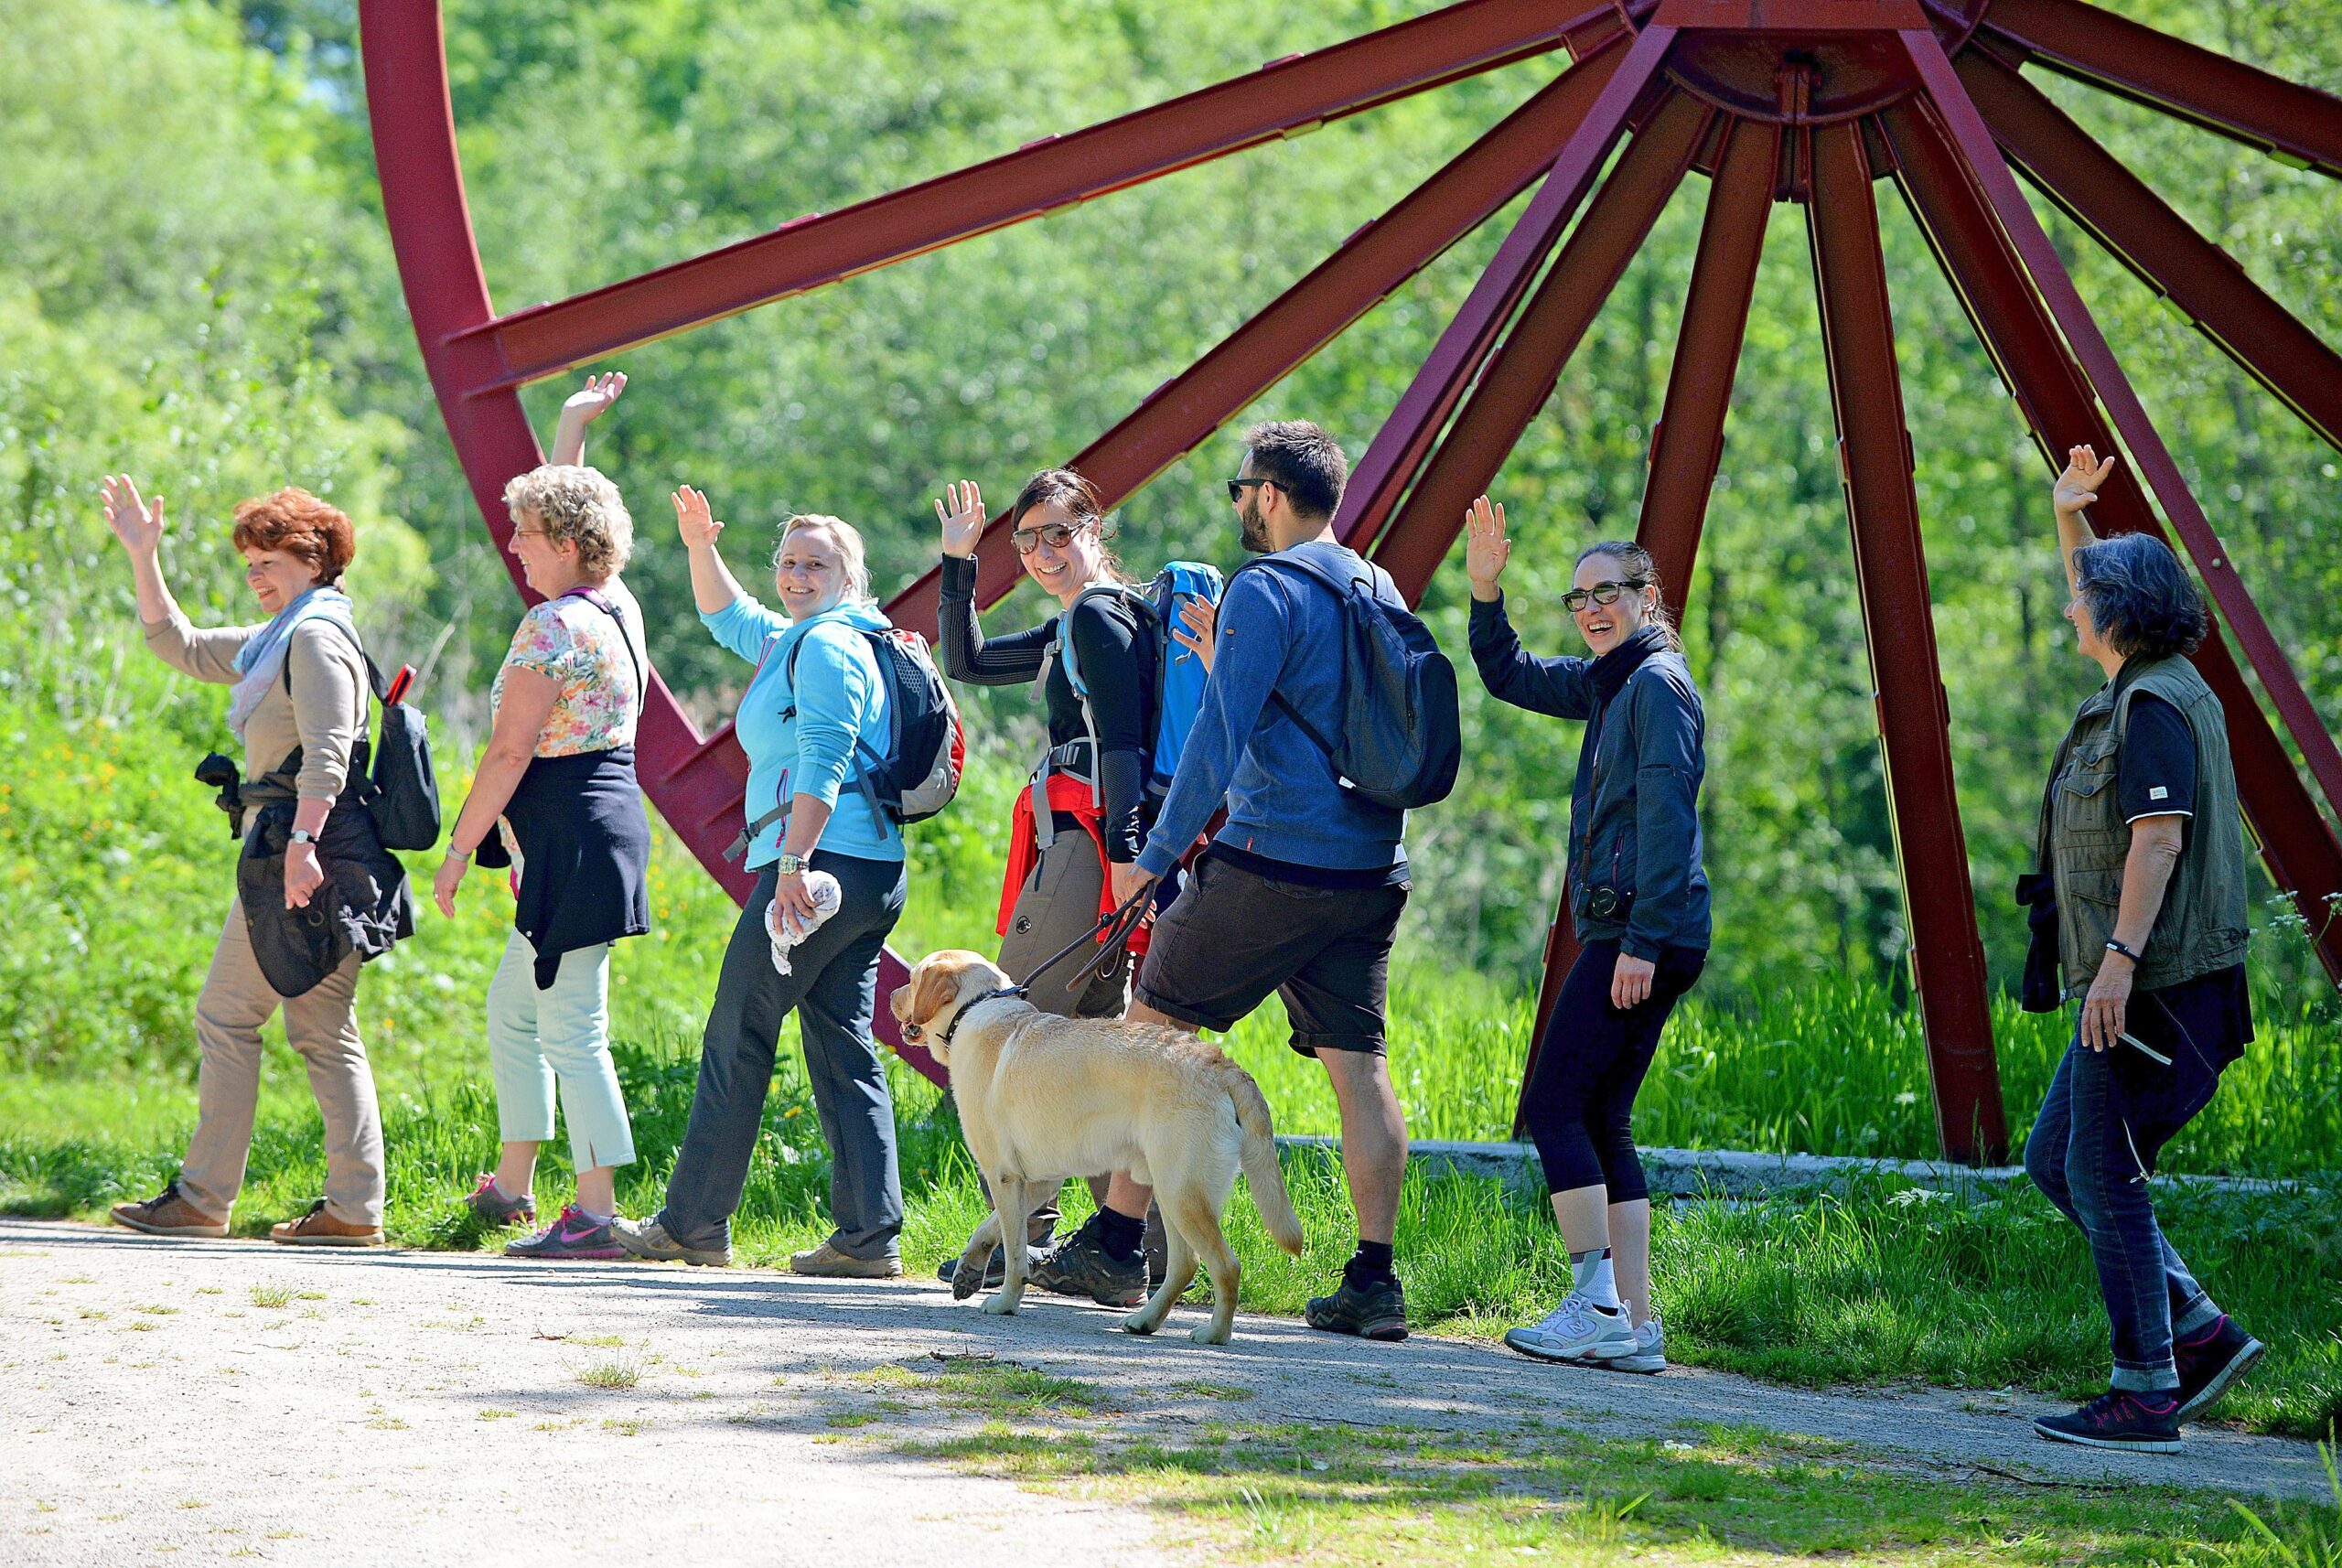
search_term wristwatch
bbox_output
[774,853,809,876]
[288,829,320,846]
[2104,937,2143,962]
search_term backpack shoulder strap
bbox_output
[281,615,387,703]
[1223,558,1344,760]
[561,586,646,701]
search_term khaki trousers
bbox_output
[177,897,385,1226]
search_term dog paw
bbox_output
[981,1292,1018,1316]
[1121,1312,1159,1337]
[950,1265,981,1301]
[1189,1324,1232,1347]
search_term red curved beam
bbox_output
[441,0,1634,396]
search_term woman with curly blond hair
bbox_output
[102,475,413,1247]
[434,375,655,1261]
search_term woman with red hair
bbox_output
[100,477,412,1247]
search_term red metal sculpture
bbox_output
[360,0,2342,1164]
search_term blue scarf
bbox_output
[226,586,358,741]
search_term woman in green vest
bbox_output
[2020,445,2264,1455]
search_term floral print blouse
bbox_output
[490,584,645,757]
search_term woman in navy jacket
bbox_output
[1462,496,1709,1377]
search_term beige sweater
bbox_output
[143,608,368,800]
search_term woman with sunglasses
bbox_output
[930,468,1181,1305]
[1463,496,1710,1376]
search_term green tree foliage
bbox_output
[11,0,2341,1026]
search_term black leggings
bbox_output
[1520,939,1705,1201]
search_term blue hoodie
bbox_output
[702,594,903,867]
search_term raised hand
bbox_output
[562,371,628,425]
[2054,444,2117,521]
[1464,494,1510,601]
[1171,593,1217,673]
[672,486,724,551]
[102,474,167,556]
[934,480,985,559]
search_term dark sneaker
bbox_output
[2175,1316,2265,1420]
[465,1173,536,1229]
[505,1205,626,1261]
[109,1181,228,1239]
[1306,1274,1409,1342]
[1027,1214,1148,1307]
[611,1214,731,1267]
[937,1243,1047,1296]
[2033,1390,2183,1452]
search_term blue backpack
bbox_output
[1232,550,1461,811]
[1058,562,1224,797]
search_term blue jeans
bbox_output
[658,854,908,1258]
[2024,1029,2225,1391]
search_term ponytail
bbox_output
[1574,539,1682,651]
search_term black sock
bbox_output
[1096,1206,1145,1263]
[1345,1240,1397,1287]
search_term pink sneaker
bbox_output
[505,1205,627,1261]
[465,1173,536,1229]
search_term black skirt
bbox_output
[478,746,651,989]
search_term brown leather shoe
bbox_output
[269,1199,385,1248]
[110,1182,228,1239]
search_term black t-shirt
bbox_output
[2119,693,2197,825]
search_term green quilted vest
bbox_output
[2035,656,2250,998]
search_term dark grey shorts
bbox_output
[1133,852,1408,1056]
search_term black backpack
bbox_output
[1235,549,1462,811]
[289,621,443,852]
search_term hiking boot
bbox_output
[937,1243,1047,1296]
[269,1199,385,1248]
[790,1240,903,1279]
[1028,1214,1148,1307]
[504,1205,626,1261]
[1305,1274,1409,1342]
[1599,1316,1667,1375]
[1504,1290,1635,1364]
[2033,1390,2183,1453]
[464,1173,536,1230]
[611,1214,730,1267]
[2175,1316,2265,1421]
[109,1182,227,1240]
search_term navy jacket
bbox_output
[1468,595,1710,957]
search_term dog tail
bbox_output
[1228,1069,1304,1257]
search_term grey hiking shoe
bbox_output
[464,1173,536,1229]
[1028,1214,1148,1307]
[790,1240,903,1278]
[1598,1316,1667,1374]
[937,1243,1047,1296]
[611,1214,730,1267]
[1505,1290,1636,1364]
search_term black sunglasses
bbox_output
[1226,476,1275,505]
[1560,578,1650,613]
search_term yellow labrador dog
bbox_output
[892,950,1304,1345]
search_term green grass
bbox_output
[856,1359,2342,1568]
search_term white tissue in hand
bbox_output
[767,870,843,974]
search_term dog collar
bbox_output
[936,986,1024,1051]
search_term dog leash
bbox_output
[1015,885,1155,1000]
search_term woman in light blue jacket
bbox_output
[613,489,908,1277]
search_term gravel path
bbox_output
[3,1218,2324,1566]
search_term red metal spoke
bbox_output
[1906,27,2342,822]
[1979,0,2342,178]
[885,30,1638,637]
[1958,50,2342,456]
[436,0,1638,397]
[1883,93,2342,984]
[1512,115,1781,1125]
[1371,91,1713,602]
[1809,117,2008,1166]
[1337,19,1683,553]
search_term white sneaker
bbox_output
[1600,1316,1666,1374]
[1504,1290,1636,1363]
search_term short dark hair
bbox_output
[1241,420,1348,519]
[2072,532,2206,661]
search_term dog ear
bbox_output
[886,980,910,1024]
[909,960,962,1030]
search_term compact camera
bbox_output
[1585,885,1634,920]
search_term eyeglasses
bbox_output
[1560,579,1649,613]
[1012,521,1085,554]
[1226,476,1274,505]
